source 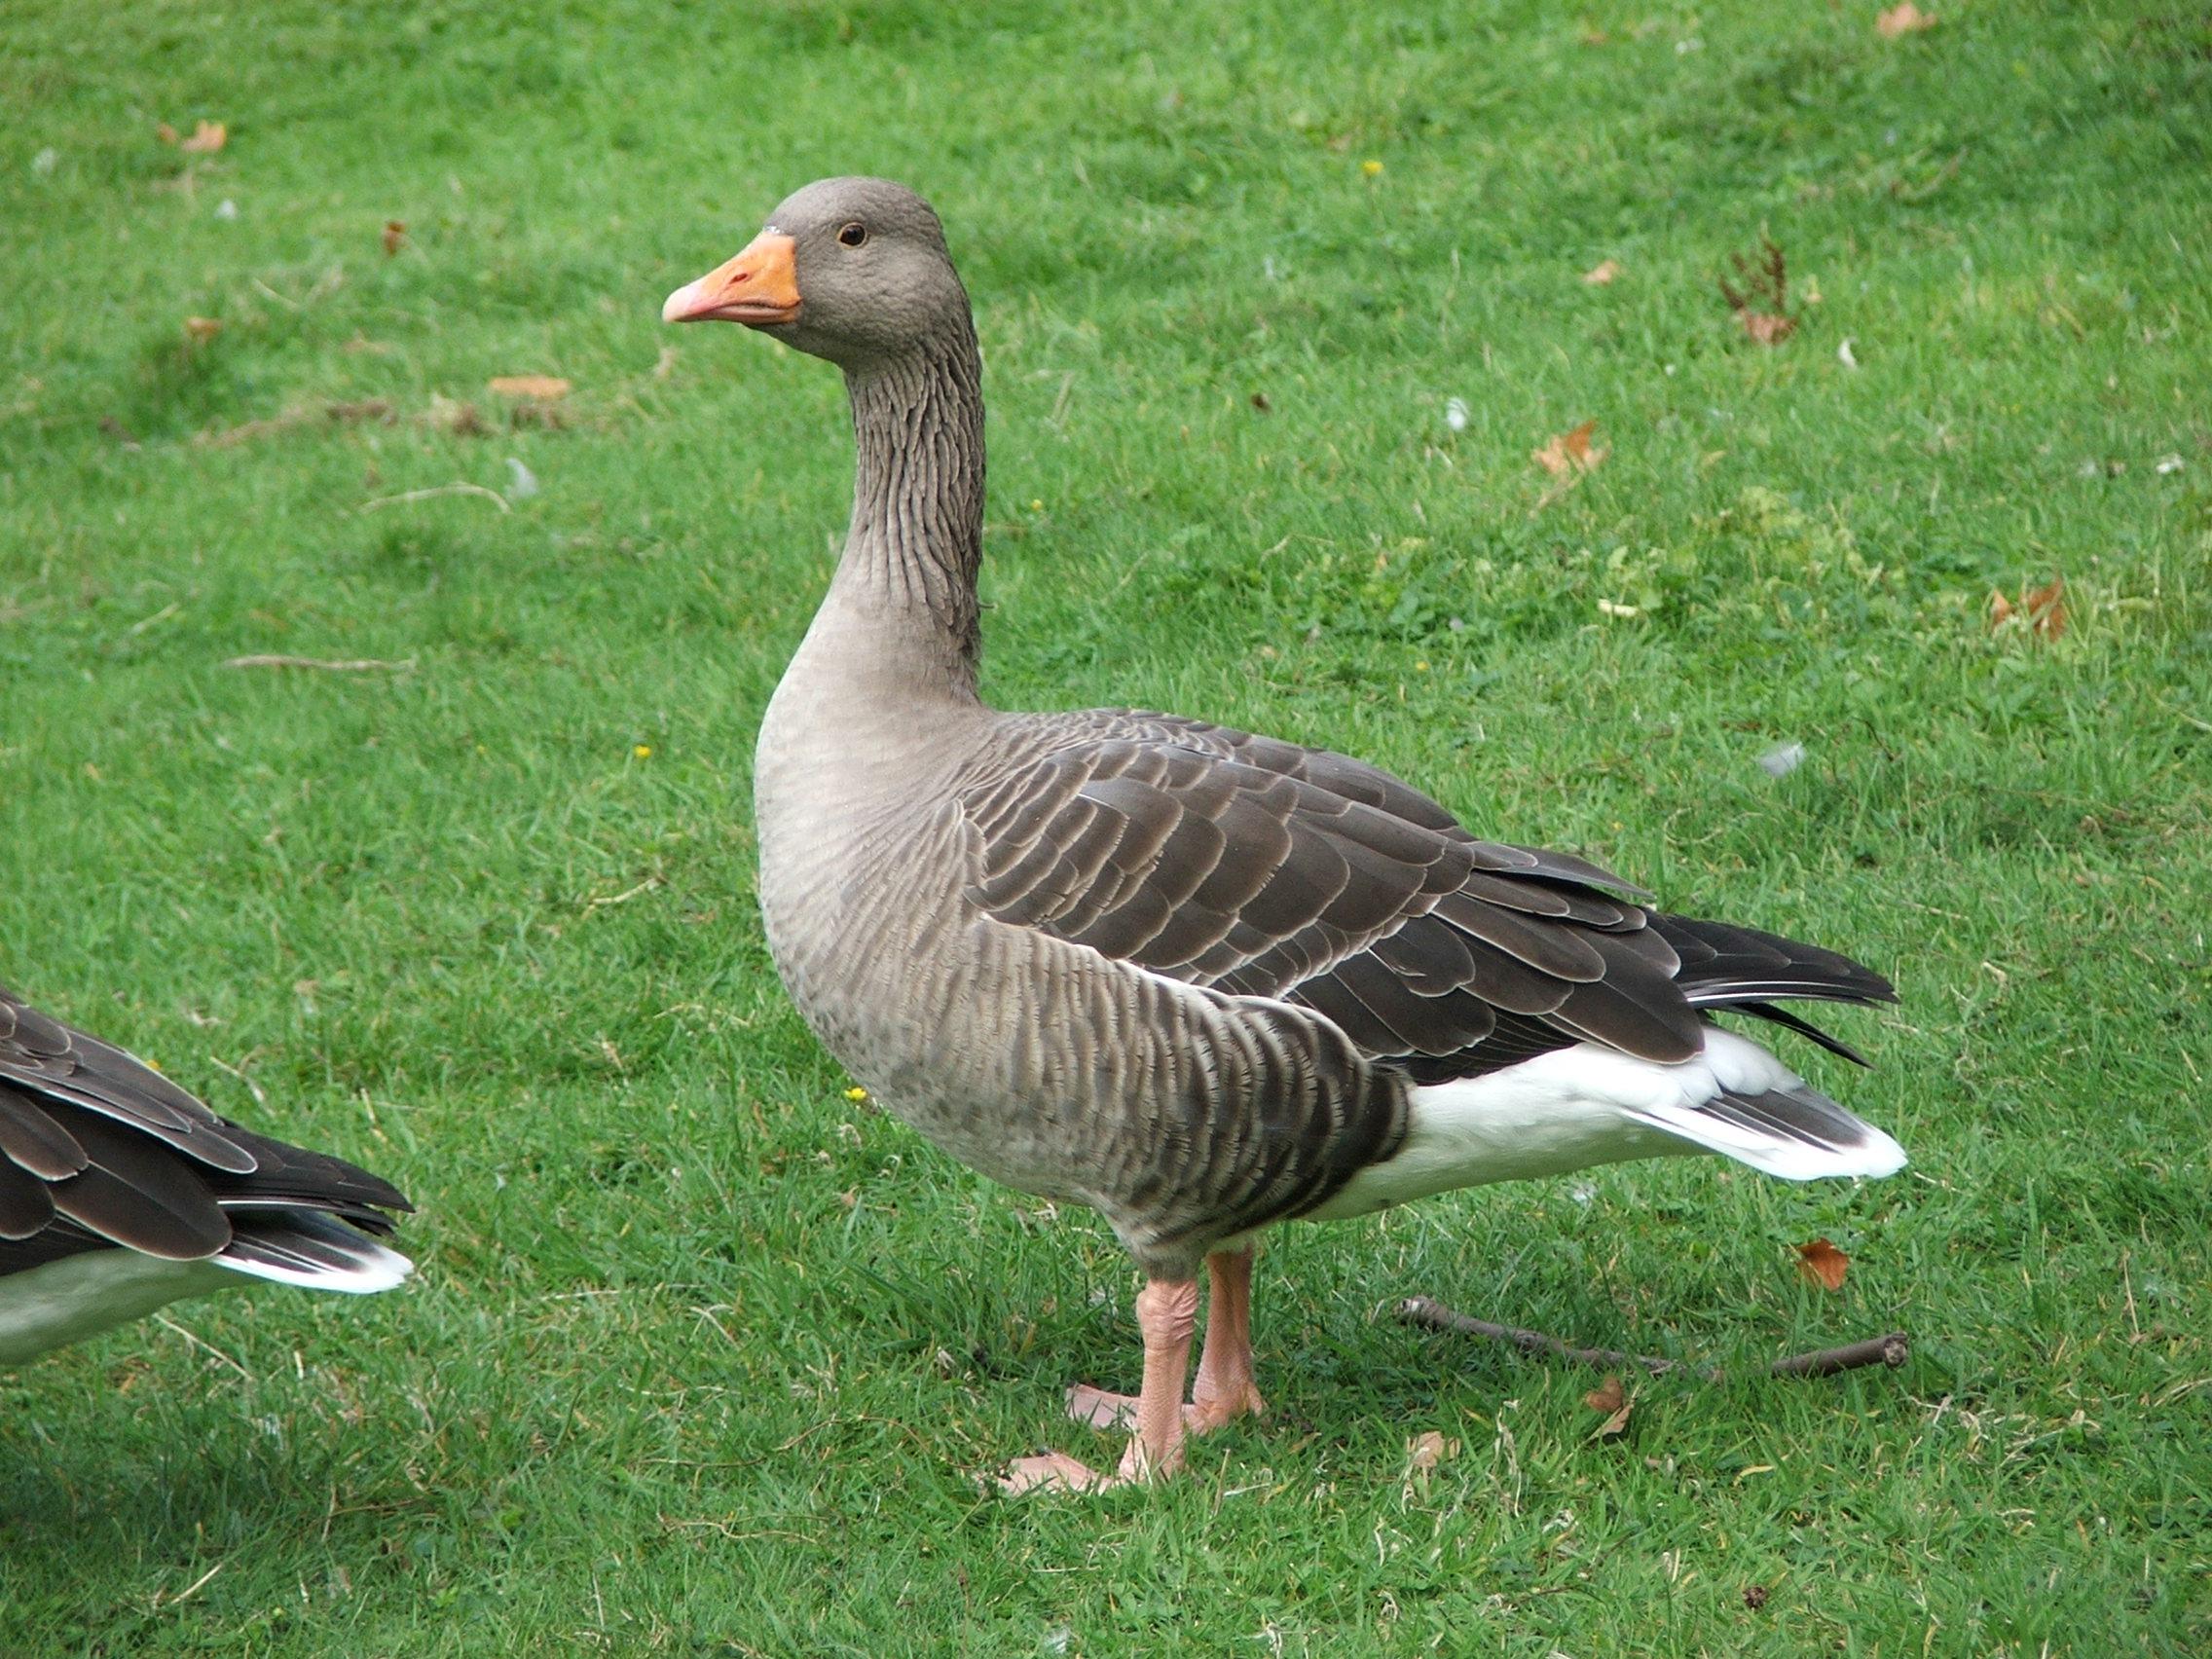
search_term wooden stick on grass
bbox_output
[1395,1296,1909,1382]
[358,481,511,514]
[222,654,417,673]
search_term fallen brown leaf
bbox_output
[178,119,227,155]
[427,393,488,436]
[382,220,407,256]
[1582,258,1623,286]
[1876,4,1936,39]
[1795,1238,1850,1292]
[1406,1430,1455,1470]
[2023,575,2068,637]
[156,122,179,145]
[488,375,571,400]
[1583,1374,1634,1437]
[1720,239,1798,347]
[1990,575,2067,640]
[1532,419,1605,477]
[182,316,223,345]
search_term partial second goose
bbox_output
[1,981,412,1366]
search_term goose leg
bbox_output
[1062,1247,1268,1435]
[1190,1246,1266,1431]
[1002,1275,1198,1493]
[1116,1276,1199,1482]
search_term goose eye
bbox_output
[836,222,867,248]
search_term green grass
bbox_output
[3,0,2208,1650]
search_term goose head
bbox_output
[662,176,971,372]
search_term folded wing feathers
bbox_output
[965,715,1894,1083]
[0,1159,57,1239]
[3,984,257,1172]
[1726,1001,1874,1067]
[0,1093,90,1180]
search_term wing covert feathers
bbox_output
[960,712,1892,1081]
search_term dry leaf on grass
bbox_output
[382,220,407,256]
[1989,575,2068,640]
[198,398,395,448]
[488,375,571,400]
[1795,1238,1851,1292]
[155,123,179,145]
[1583,1374,1634,1438]
[1532,419,1605,477]
[1720,240,1798,346]
[178,120,227,155]
[1582,258,1623,286]
[182,316,223,345]
[1406,1430,1456,1471]
[1876,4,1936,38]
[427,393,488,435]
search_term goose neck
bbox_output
[834,324,986,690]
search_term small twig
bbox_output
[1399,1300,1687,1376]
[584,875,664,913]
[222,653,416,673]
[204,1049,268,1108]
[154,1561,224,1609]
[357,481,511,514]
[152,1314,253,1381]
[1765,1333,1912,1379]
[1395,1297,1908,1382]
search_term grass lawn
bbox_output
[3,0,2208,1650]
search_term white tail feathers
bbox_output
[1305,1025,1905,1221]
[1625,1087,1907,1180]
[211,1212,416,1294]
[1620,1025,1905,1180]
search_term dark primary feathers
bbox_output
[0,983,411,1277]
[960,713,1895,1085]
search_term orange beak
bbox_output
[662,231,801,324]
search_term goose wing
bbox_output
[957,713,1890,1081]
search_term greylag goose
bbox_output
[665,178,1905,1492]
[0,981,411,1364]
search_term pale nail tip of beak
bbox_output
[661,285,699,323]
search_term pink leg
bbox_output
[1062,1247,1267,1434]
[1001,1276,1198,1493]
[1116,1277,1199,1482]
[1190,1246,1266,1431]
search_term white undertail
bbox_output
[1306,1027,1904,1222]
